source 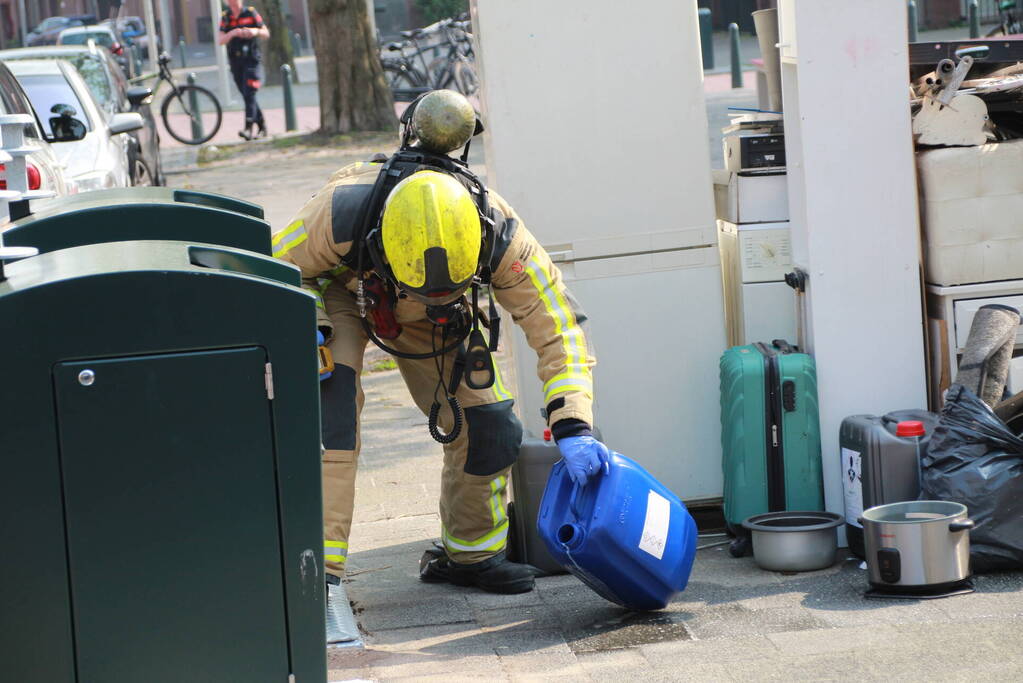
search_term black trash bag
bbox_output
[922,384,1023,572]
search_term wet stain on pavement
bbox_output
[564,609,693,653]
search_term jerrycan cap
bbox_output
[543,428,552,442]
[896,420,926,437]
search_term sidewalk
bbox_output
[167,110,1023,683]
[326,366,1023,682]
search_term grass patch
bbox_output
[270,130,397,151]
[366,358,398,373]
[197,144,241,165]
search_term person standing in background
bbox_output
[218,0,270,140]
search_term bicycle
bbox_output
[153,52,223,145]
[987,0,1023,37]
[379,17,479,100]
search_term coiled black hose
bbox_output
[429,395,463,444]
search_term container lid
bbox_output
[896,420,925,437]
[543,428,552,442]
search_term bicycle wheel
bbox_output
[453,61,479,97]
[161,84,223,145]
[382,61,424,89]
[427,57,456,90]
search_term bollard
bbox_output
[908,1,918,43]
[291,31,302,58]
[969,0,980,38]
[282,64,297,132]
[729,23,742,89]
[178,36,187,69]
[699,8,714,70]
[187,73,204,142]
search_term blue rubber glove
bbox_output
[317,330,332,382]
[558,436,611,486]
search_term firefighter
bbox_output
[273,90,609,595]
[218,0,269,140]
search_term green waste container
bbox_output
[30,186,265,219]
[0,241,326,683]
[3,193,272,256]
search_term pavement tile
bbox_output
[491,627,574,657]
[559,609,694,654]
[367,622,495,657]
[685,604,828,640]
[474,604,563,632]
[357,594,473,632]
[498,651,588,681]
[326,646,382,680]
[367,650,505,680]
[574,647,658,678]
[640,634,779,665]
[766,624,899,657]
[465,587,545,611]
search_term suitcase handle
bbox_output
[772,339,796,354]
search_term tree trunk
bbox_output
[311,0,396,134]
[253,0,296,86]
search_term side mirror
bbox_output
[109,112,144,135]
[126,85,153,107]
[49,116,87,142]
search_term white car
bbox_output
[0,59,68,198]
[7,59,142,193]
[57,24,133,77]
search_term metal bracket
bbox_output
[264,363,275,400]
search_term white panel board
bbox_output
[472,0,715,258]
[780,0,927,536]
[511,250,727,502]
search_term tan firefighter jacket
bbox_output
[272,160,595,433]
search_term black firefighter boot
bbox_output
[419,547,537,594]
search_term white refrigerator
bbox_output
[474,0,726,501]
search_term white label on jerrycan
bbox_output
[842,447,863,528]
[639,491,671,560]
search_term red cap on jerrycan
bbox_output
[896,421,926,437]
[543,428,552,442]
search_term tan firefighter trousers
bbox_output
[319,281,521,578]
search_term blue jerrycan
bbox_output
[537,451,698,611]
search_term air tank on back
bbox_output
[411,89,477,154]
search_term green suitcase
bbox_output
[719,340,824,556]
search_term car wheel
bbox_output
[131,157,154,186]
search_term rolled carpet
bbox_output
[954,304,1021,407]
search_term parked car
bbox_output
[6,59,143,193]
[56,25,133,78]
[0,45,164,186]
[25,15,96,47]
[0,60,70,197]
[104,16,161,53]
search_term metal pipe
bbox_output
[143,0,159,72]
[729,23,742,89]
[908,1,918,43]
[969,0,980,39]
[282,64,297,132]
[178,36,187,68]
[187,73,204,142]
[210,0,234,105]
[698,8,714,70]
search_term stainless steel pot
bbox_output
[861,500,973,589]
[742,511,843,572]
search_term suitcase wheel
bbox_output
[729,536,751,558]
